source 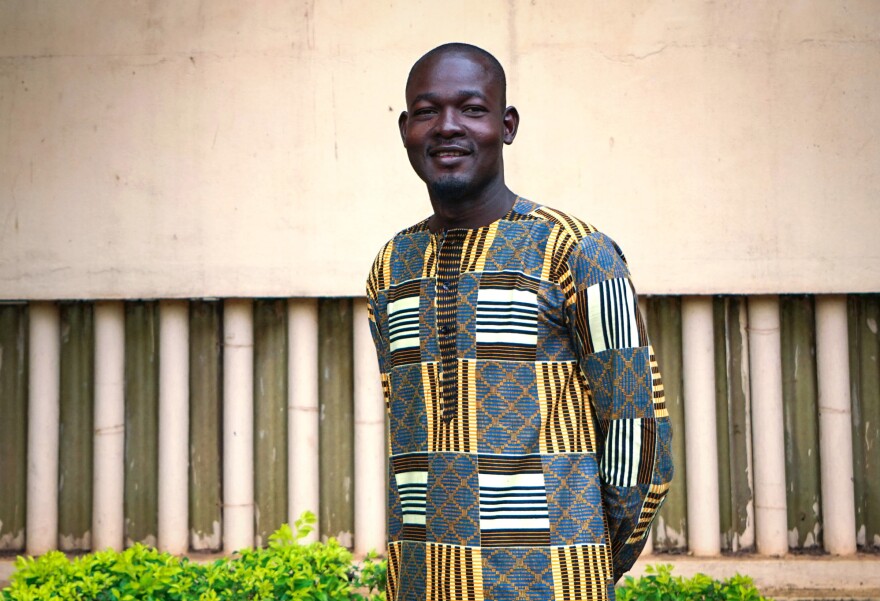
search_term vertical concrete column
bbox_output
[26,302,60,555]
[158,300,189,554]
[353,299,386,555]
[747,296,788,556]
[223,299,254,553]
[93,302,125,551]
[681,296,721,556]
[815,295,857,555]
[288,298,319,542]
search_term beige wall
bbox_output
[1,1,878,299]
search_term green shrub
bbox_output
[618,564,772,601]
[3,522,775,601]
[1,512,386,601]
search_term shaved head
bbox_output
[406,43,507,108]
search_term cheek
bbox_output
[475,136,505,160]
[404,133,427,153]
[405,146,428,175]
[405,141,425,159]
[473,126,505,145]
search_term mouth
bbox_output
[429,146,471,158]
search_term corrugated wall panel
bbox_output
[725,297,754,551]
[124,301,159,547]
[318,298,354,548]
[254,299,289,547]
[780,295,823,549]
[58,302,94,551]
[849,294,880,549]
[4,293,877,555]
[189,300,223,551]
[0,304,27,551]
[644,296,687,550]
[714,298,733,548]
[714,296,755,551]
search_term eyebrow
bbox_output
[411,89,490,105]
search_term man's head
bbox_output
[405,43,508,109]
[399,43,519,204]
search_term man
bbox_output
[366,43,672,601]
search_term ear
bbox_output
[502,105,519,145]
[398,111,409,146]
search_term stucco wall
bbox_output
[1,1,878,299]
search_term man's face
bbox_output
[399,52,518,201]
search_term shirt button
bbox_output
[439,325,453,336]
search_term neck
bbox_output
[427,178,517,232]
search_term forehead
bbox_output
[406,52,500,102]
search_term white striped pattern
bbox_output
[586,277,640,353]
[479,472,549,530]
[395,471,427,525]
[388,296,420,352]
[476,288,538,346]
[601,419,643,487]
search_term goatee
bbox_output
[429,176,470,202]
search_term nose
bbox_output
[435,107,464,137]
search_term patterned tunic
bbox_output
[366,198,673,601]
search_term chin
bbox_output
[429,176,472,201]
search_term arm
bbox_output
[562,231,673,581]
[366,241,394,411]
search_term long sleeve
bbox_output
[562,231,673,582]
[366,240,394,412]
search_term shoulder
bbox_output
[512,199,631,288]
[365,217,431,300]
[510,198,620,256]
[510,198,597,241]
[510,198,628,280]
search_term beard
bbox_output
[428,175,471,202]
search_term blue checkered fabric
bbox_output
[367,198,673,601]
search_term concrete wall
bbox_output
[1,1,878,299]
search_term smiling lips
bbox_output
[430,146,471,158]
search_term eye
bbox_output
[412,107,437,119]
[463,105,488,115]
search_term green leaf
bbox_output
[619,564,772,601]
[0,513,390,601]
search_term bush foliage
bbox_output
[618,563,772,601]
[1,512,385,601]
[2,518,772,601]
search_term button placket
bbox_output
[434,229,465,423]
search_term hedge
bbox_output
[2,513,771,601]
